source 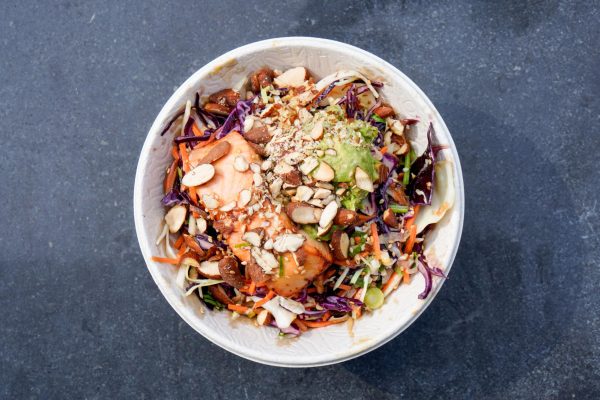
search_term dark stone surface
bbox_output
[1,1,599,398]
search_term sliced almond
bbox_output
[313,188,331,199]
[165,205,186,233]
[317,222,333,237]
[315,182,334,190]
[321,194,336,206]
[233,155,249,172]
[261,160,273,171]
[202,194,218,210]
[251,248,279,273]
[319,201,338,228]
[307,198,324,208]
[310,120,324,140]
[250,163,261,173]
[253,173,263,186]
[238,189,252,208]
[355,167,374,192]
[299,157,319,175]
[331,231,350,259]
[245,124,271,144]
[274,161,293,175]
[273,66,307,88]
[196,216,207,234]
[313,161,335,182]
[285,202,323,224]
[179,251,201,268]
[243,115,255,132]
[284,152,304,166]
[194,141,231,165]
[269,177,283,197]
[263,238,274,250]
[242,231,262,247]
[197,260,221,279]
[294,185,314,202]
[335,187,346,196]
[220,201,236,212]
[273,234,306,253]
[182,164,215,187]
[256,309,272,326]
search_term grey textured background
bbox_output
[1,0,599,399]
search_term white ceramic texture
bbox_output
[134,37,464,367]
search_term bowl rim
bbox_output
[134,36,465,368]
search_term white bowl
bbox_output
[134,37,464,367]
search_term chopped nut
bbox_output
[238,189,252,208]
[181,164,215,187]
[269,178,283,197]
[355,167,374,192]
[313,188,331,199]
[165,205,186,233]
[319,201,338,228]
[202,194,218,209]
[250,163,261,173]
[193,141,231,165]
[208,88,240,107]
[312,161,335,182]
[331,231,350,259]
[294,185,314,202]
[261,160,273,171]
[299,157,319,175]
[233,155,249,172]
[219,201,236,212]
[273,66,307,88]
[310,120,324,140]
[253,173,263,186]
[242,231,262,247]
[285,202,323,224]
[243,115,255,132]
[273,234,305,253]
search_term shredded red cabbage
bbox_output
[316,295,363,312]
[193,234,226,250]
[159,110,185,136]
[214,98,254,139]
[161,189,190,207]
[406,123,436,205]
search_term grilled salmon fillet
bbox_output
[189,131,332,297]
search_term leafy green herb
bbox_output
[402,153,411,186]
[341,186,368,211]
[371,114,386,124]
[234,242,251,248]
[202,291,224,310]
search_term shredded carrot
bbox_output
[381,146,388,154]
[151,256,179,265]
[322,311,331,322]
[353,306,363,319]
[174,235,184,250]
[353,288,363,300]
[188,186,198,204]
[179,143,190,172]
[382,271,398,293]
[304,319,347,328]
[402,268,410,284]
[248,281,256,295]
[354,237,361,244]
[370,223,381,260]
[404,225,417,254]
[253,290,275,309]
[191,123,203,137]
[338,284,352,291]
[171,145,179,160]
[405,205,420,230]
[294,319,308,332]
[176,245,186,259]
[227,304,249,313]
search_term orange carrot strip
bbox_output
[294,319,308,332]
[371,223,382,260]
[253,290,275,309]
[191,123,203,137]
[188,186,198,204]
[380,146,388,154]
[227,304,249,313]
[248,281,256,296]
[176,246,186,259]
[179,143,190,172]
[174,235,184,250]
[404,225,417,254]
[171,145,179,160]
[405,205,420,230]
[338,284,352,291]
[303,319,347,328]
[325,269,336,279]
[382,271,398,293]
[151,256,179,265]
[402,268,410,284]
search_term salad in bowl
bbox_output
[152,65,456,336]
